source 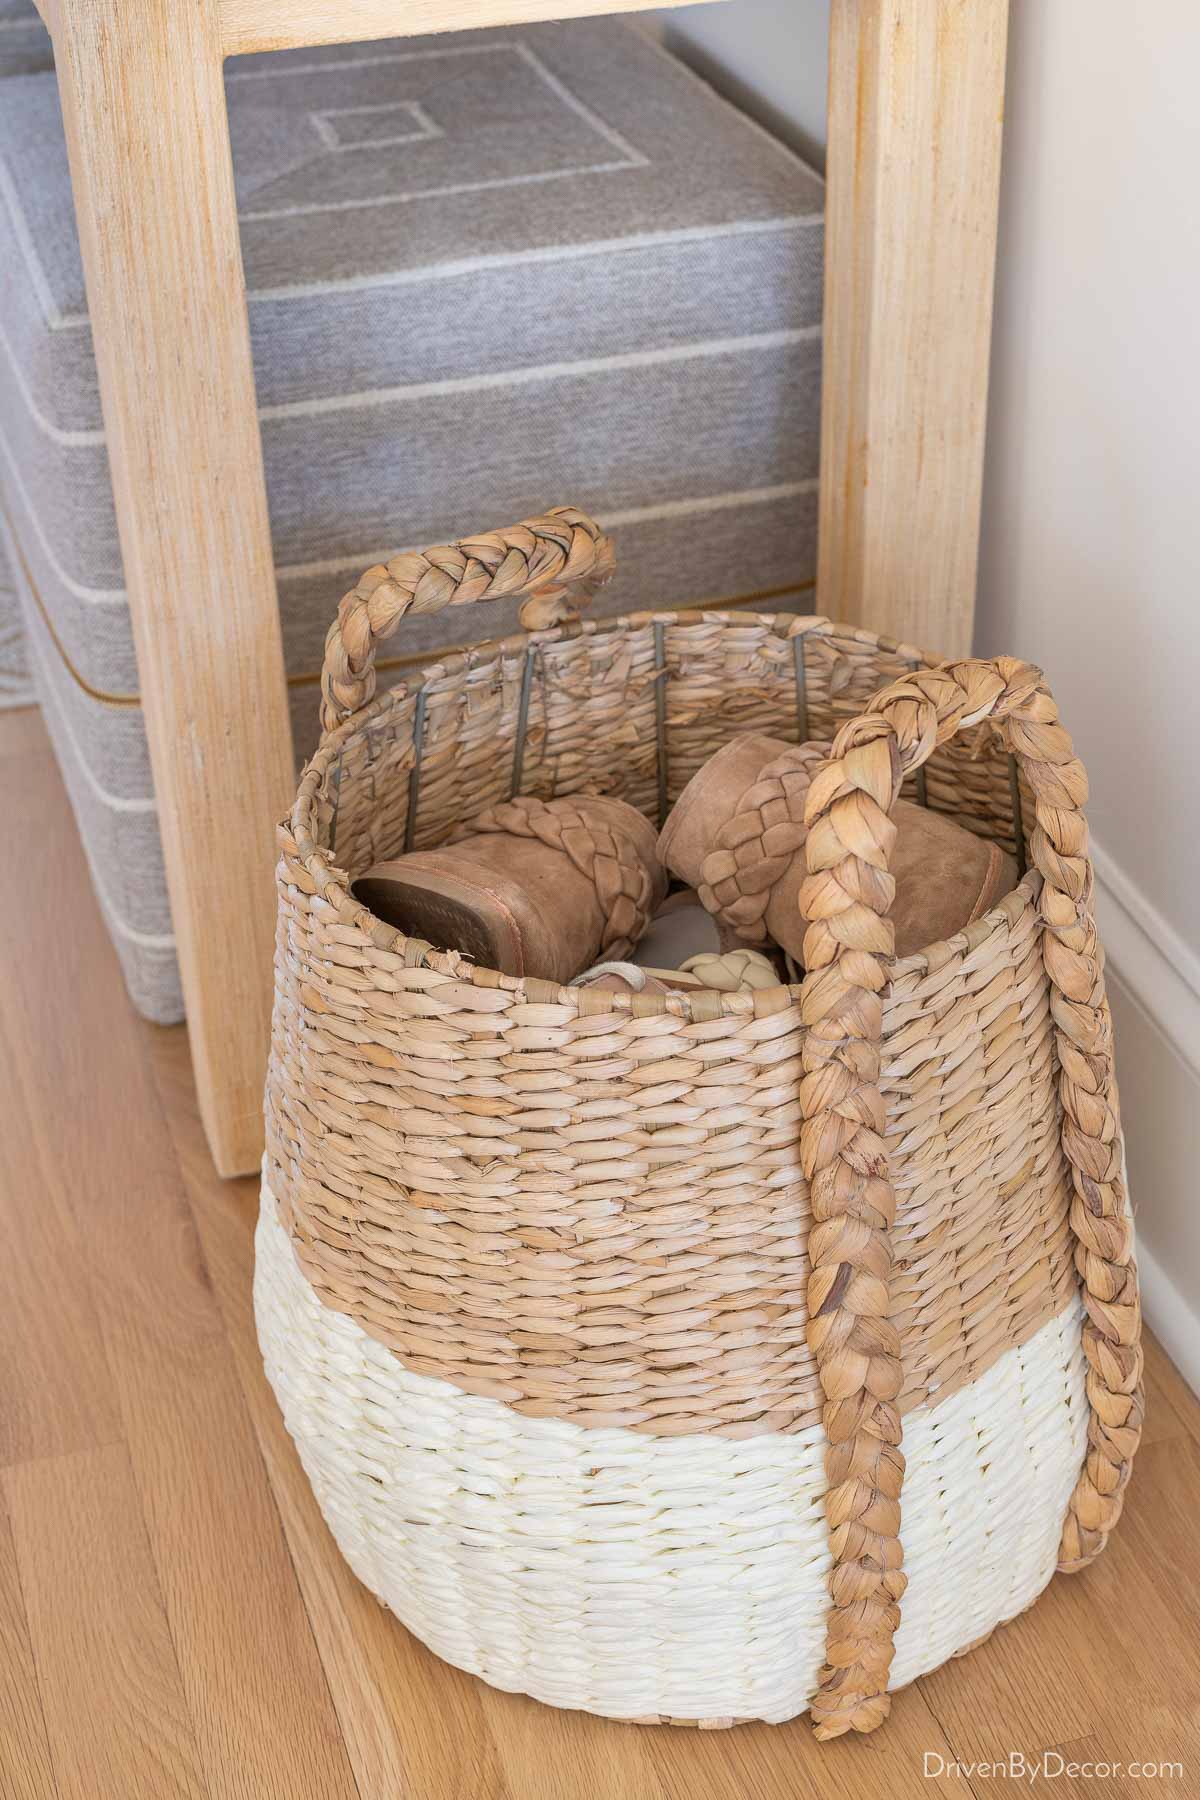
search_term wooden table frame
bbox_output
[28,0,1008,1175]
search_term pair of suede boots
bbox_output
[353,732,1017,996]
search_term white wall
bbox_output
[978,0,1200,1385]
[657,1,828,168]
[978,1,1200,950]
[657,0,1200,1385]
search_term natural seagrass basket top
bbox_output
[285,506,1034,1018]
[268,507,1143,1741]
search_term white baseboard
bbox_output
[1092,837,1200,1082]
[1133,1236,1200,1398]
[1091,834,1200,1395]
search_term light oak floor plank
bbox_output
[1024,1735,1187,1800]
[0,1493,58,1800]
[6,704,1200,1798]
[4,1444,207,1800]
[0,1045,121,1471]
[0,716,357,1800]
[1140,1330,1200,1448]
[0,736,121,1471]
[0,706,41,756]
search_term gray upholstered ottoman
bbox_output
[0,18,824,1021]
[0,0,51,76]
[0,538,31,707]
[0,0,52,707]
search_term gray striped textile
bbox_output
[0,18,824,1020]
[0,0,52,705]
[0,0,51,78]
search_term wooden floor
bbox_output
[2,703,1198,1800]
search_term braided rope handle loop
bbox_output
[799,656,1143,1741]
[320,506,615,735]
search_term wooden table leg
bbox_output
[52,0,293,1176]
[818,0,1009,659]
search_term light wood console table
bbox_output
[30,0,1007,1173]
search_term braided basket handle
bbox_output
[798,656,1143,1741]
[319,506,615,735]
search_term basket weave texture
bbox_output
[259,508,1142,1739]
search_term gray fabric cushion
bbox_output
[4,517,183,1019]
[0,19,824,1019]
[0,535,32,707]
[0,0,51,702]
[0,0,52,79]
[0,22,823,691]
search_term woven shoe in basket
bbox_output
[660,730,1017,962]
[257,507,1142,1738]
[353,793,665,983]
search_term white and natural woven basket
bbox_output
[257,507,1142,1739]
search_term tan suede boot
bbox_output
[354,793,666,983]
[659,733,1017,963]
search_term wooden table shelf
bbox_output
[30,0,1008,1174]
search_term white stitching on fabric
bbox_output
[239,160,639,225]
[237,43,647,225]
[0,309,819,446]
[308,99,444,154]
[0,433,125,604]
[256,327,820,422]
[244,216,821,307]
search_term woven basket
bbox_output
[256,507,1142,1739]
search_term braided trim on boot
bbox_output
[697,742,830,943]
[455,796,659,962]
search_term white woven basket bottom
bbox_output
[256,1181,1088,1724]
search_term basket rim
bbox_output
[281,607,1037,1021]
